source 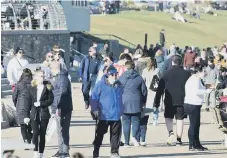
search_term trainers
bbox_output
[33,151,39,158]
[153,120,158,126]
[62,153,70,158]
[167,132,175,146]
[131,137,140,147]
[140,142,146,146]
[51,151,61,158]
[124,144,130,148]
[120,141,124,146]
[176,139,183,146]
[110,153,121,158]
[38,153,44,158]
[93,147,99,158]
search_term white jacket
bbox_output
[184,75,206,105]
[7,57,29,84]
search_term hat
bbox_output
[107,66,118,75]
[15,47,25,55]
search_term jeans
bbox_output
[56,111,72,154]
[20,124,32,143]
[137,116,149,142]
[31,119,49,153]
[205,89,216,108]
[153,109,159,121]
[185,104,202,147]
[122,113,140,145]
[93,120,121,154]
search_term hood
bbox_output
[59,69,68,76]
[155,55,164,63]
[209,64,215,69]
[20,77,32,85]
[123,69,139,80]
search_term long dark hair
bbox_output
[147,57,157,71]
[19,68,33,82]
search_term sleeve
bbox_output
[79,57,85,79]
[90,82,101,112]
[142,69,146,82]
[141,79,148,106]
[40,88,54,108]
[12,85,18,107]
[6,60,13,83]
[154,77,165,107]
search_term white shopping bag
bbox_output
[45,117,57,143]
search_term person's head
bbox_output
[161,29,165,33]
[125,60,135,70]
[15,47,25,59]
[52,45,60,52]
[172,54,182,66]
[192,66,204,79]
[150,44,154,49]
[106,66,118,85]
[220,67,227,77]
[93,42,97,48]
[144,45,148,50]
[89,47,96,57]
[34,69,44,85]
[147,57,157,71]
[19,68,32,82]
[50,61,61,76]
[119,53,132,62]
[46,52,53,62]
[208,58,214,65]
[104,43,108,49]
[104,54,114,67]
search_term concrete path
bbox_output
[1,83,227,158]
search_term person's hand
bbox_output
[34,102,40,107]
[91,111,99,120]
[24,118,30,125]
[56,109,61,117]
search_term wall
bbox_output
[1,30,70,66]
[61,1,90,32]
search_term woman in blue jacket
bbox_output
[90,66,123,158]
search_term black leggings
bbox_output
[20,124,32,143]
[31,119,49,153]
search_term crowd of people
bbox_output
[4,34,227,158]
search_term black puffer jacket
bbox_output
[30,81,54,121]
[13,77,32,124]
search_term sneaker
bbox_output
[140,142,146,146]
[167,132,175,146]
[205,108,210,112]
[38,153,44,158]
[51,151,62,158]
[110,153,121,158]
[120,141,124,146]
[189,146,195,151]
[93,147,99,158]
[131,137,140,147]
[124,144,130,148]
[62,153,70,158]
[176,139,183,146]
[153,120,158,126]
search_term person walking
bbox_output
[7,47,29,91]
[91,66,123,158]
[51,62,73,158]
[184,66,208,151]
[160,29,165,47]
[12,68,33,145]
[79,47,101,109]
[154,55,190,146]
[119,61,147,147]
[30,69,54,158]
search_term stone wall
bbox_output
[1,30,70,66]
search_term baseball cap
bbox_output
[107,65,118,75]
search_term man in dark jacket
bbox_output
[154,55,190,146]
[79,47,101,109]
[51,62,73,158]
[160,29,165,47]
[148,44,154,58]
[91,66,123,158]
[118,61,147,147]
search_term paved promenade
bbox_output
[1,83,227,158]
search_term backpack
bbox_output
[149,74,160,91]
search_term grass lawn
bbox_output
[90,11,227,49]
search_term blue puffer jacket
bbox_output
[90,76,124,121]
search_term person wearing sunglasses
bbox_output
[91,66,123,158]
[7,47,29,92]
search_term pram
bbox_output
[213,91,227,148]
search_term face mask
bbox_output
[108,78,116,85]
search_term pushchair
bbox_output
[212,90,227,148]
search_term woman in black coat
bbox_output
[13,68,33,144]
[30,69,54,158]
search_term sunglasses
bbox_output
[48,55,53,58]
[104,59,108,62]
[109,73,117,77]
